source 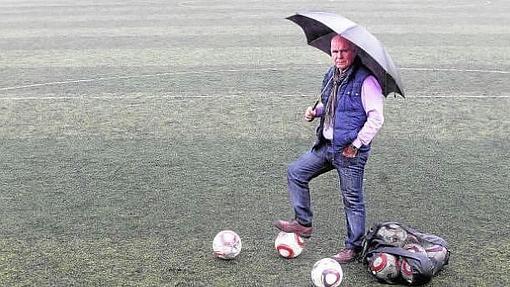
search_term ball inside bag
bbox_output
[424,244,448,263]
[212,230,242,260]
[311,258,343,287]
[369,252,400,283]
[274,231,304,258]
[400,257,415,284]
[376,223,407,247]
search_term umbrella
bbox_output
[287,11,405,97]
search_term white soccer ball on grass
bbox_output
[310,258,343,287]
[212,230,242,260]
[274,231,304,259]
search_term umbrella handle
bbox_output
[312,98,320,110]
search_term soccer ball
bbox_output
[400,257,416,284]
[376,224,407,247]
[403,243,427,257]
[401,243,428,284]
[274,231,304,259]
[311,258,343,287]
[212,230,242,260]
[368,252,400,283]
[424,244,448,263]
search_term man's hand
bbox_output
[342,144,358,158]
[304,106,316,122]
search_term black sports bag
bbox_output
[360,222,450,285]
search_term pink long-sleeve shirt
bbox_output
[315,75,384,148]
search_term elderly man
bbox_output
[273,35,385,263]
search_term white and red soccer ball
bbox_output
[399,243,427,283]
[369,252,400,283]
[400,257,416,284]
[274,231,305,259]
[212,230,242,260]
[376,224,408,247]
[311,258,343,287]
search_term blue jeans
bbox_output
[287,143,369,250]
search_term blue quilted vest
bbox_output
[315,62,372,153]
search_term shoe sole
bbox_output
[331,254,359,264]
[272,221,312,238]
[331,257,355,264]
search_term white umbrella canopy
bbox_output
[287,11,405,97]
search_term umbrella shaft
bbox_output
[313,70,335,109]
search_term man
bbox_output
[273,35,385,263]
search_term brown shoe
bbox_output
[332,248,360,264]
[273,219,313,238]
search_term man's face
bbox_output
[330,36,356,71]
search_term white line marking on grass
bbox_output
[279,94,510,99]
[0,68,281,92]
[412,95,510,98]
[1,93,508,101]
[0,66,508,93]
[401,67,509,74]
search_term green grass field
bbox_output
[1,0,509,286]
